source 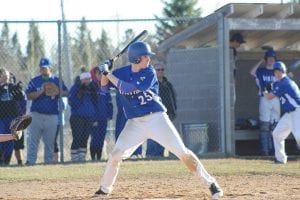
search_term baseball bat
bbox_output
[111,29,148,62]
[289,60,300,71]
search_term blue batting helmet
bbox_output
[39,57,52,68]
[128,42,155,64]
[273,61,286,73]
[264,49,276,60]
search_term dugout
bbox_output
[157,3,300,156]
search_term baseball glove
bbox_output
[43,82,59,97]
[10,115,32,140]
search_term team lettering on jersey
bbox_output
[262,75,276,83]
[119,89,141,96]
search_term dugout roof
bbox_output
[157,3,300,156]
[158,3,300,54]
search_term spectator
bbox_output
[250,49,280,156]
[115,92,143,158]
[25,57,68,165]
[230,32,246,104]
[0,68,25,165]
[146,61,177,157]
[89,67,113,161]
[10,72,27,165]
[68,71,98,162]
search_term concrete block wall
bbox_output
[165,48,221,152]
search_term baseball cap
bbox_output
[39,57,52,68]
[230,33,246,44]
[264,49,276,59]
[80,72,91,80]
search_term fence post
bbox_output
[57,20,65,163]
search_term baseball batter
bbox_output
[264,61,300,164]
[95,41,223,198]
[250,49,280,156]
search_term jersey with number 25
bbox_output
[112,65,166,119]
[272,76,300,113]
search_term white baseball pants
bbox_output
[259,96,280,123]
[99,112,216,193]
[272,107,300,163]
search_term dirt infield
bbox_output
[2,169,300,200]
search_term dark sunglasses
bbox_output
[156,68,165,71]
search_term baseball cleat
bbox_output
[94,188,109,196]
[209,182,223,198]
[274,159,286,164]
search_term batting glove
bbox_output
[105,59,114,70]
[98,63,109,76]
[99,59,113,75]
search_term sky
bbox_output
[0,0,286,53]
[0,0,285,20]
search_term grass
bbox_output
[0,157,299,183]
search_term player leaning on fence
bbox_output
[94,41,223,199]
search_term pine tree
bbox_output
[26,22,45,76]
[155,0,201,42]
[0,22,11,49]
[72,17,96,72]
[95,29,113,64]
[11,32,26,69]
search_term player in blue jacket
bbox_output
[94,41,223,198]
[68,71,99,162]
[264,61,300,164]
[89,67,113,161]
[250,49,280,156]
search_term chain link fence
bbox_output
[0,19,223,165]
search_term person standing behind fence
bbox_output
[68,71,98,162]
[0,68,25,165]
[230,33,246,105]
[250,49,280,156]
[25,58,68,165]
[146,61,177,157]
[10,72,27,165]
[89,67,113,161]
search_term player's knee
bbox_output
[180,150,198,173]
[109,148,123,167]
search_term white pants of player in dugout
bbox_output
[272,107,300,163]
[259,97,280,123]
[99,112,217,193]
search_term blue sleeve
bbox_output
[272,82,285,97]
[54,77,68,91]
[68,85,81,109]
[26,79,37,93]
